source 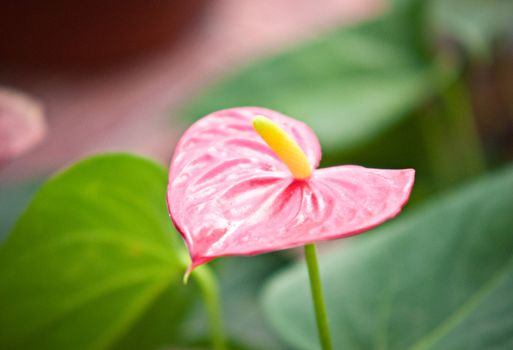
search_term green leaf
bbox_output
[0,154,195,350]
[263,164,513,350]
[179,0,441,154]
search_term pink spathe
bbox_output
[168,107,415,271]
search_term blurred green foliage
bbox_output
[181,254,292,350]
[433,0,513,59]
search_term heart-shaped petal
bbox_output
[170,107,320,179]
[168,107,414,270]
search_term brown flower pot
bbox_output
[0,0,209,70]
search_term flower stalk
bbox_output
[192,266,227,350]
[304,243,333,350]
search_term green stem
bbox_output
[420,74,487,188]
[192,265,227,350]
[440,77,487,176]
[304,244,333,350]
[417,105,456,188]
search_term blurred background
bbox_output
[1,0,513,218]
[1,0,513,349]
[0,0,374,179]
[0,0,513,197]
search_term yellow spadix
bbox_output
[253,115,312,179]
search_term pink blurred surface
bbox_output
[0,88,46,163]
[0,0,378,183]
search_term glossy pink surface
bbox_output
[168,107,415,270]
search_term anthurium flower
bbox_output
[168,107,414,273]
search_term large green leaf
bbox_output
[0,154,195,350]
[180,0,440,154]
[263,164,513,349]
